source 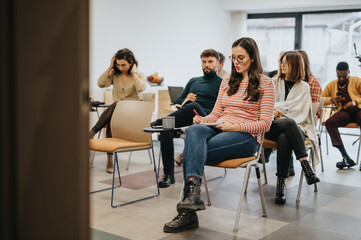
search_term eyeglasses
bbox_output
[279,61,287,66]
[229,55,248,63]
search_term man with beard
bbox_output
[151,49,223,187]
[322,62,361,170]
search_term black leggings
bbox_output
[265,118,308,178]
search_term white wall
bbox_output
[89,0,234,101]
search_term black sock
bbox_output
[335,145,350,159]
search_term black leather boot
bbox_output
[177,177,205,212]
[163,212,199,233]
[275,177,286,205]
[336,157,349,169]
[288,157,295,177]
[336,157,356,169]
[158,174,175,188]
[346,157,356,167]
[300,160,320,185]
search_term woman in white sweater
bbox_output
[267,51,320,205]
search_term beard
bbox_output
[203,67,217,77]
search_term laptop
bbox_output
[168,86,184,105]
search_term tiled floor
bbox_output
[89,132,361,240]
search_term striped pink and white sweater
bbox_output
[203,74,275,143]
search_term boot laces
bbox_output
[173,213,186,223]
[301,161,313,176]
[276,178,285,194]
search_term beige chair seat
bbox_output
[208,156,257,168]
[89,100,159,208]
[90,138,150,153]
[263,138,310,149]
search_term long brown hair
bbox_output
[278,51,304,83]
[296,49,312,82]
[113,48,138,76]
[228,37,263,101]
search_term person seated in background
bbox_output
[172,51,230,166]
[321,62,361,170]
[267,51,320,205]
[217,52,230,79]
[163,37,275,233]
[262,49,322,177]
[151,49,222,188]
[89,48,146,173]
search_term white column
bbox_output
[232,12,248,40]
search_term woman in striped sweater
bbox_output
[163,37,276,233]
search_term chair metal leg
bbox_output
[204,168,227,181]
[126,152,132,170]
[148,149,152,164]
[233,164,252,232]
[318,134,324,172]
[90,153,121,194]
[296,170,304,203]
[255,164,267,217]
[325,129,329,155]
[202,173,211,206]
[357,135,361,164]
[110,148,160,208]
[261,150,268,184]
[244,165,252,195]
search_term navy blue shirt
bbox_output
[175,72,222,115]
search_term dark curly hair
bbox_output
[112,48,138,75]
[228,37,263,101]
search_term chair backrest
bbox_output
[110,101,155,144]
[140,92,155,102]
[158,89,174,118]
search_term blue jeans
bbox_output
[159,102,207,176]
[182,124,259,182]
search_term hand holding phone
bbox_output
[334,92,344,103]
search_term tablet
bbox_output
[200,122,223,126]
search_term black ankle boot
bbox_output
[177,177,205,212]
[288,157,295,177]
[300,160,320,185]
[163,212,199,233]
[275,177,286,205]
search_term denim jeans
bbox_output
[182,124,259,182]
[159,102,207,177]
